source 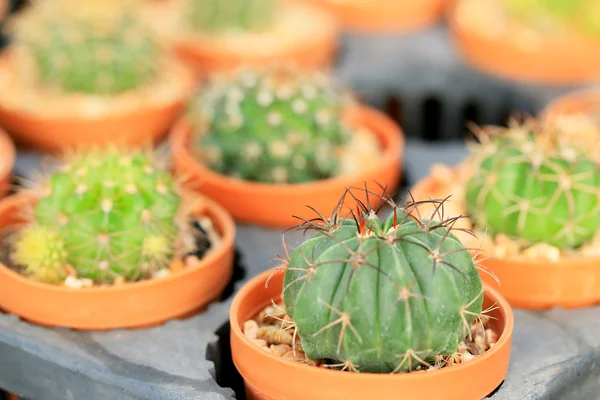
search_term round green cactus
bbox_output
[190,68,354,184]
[184,0,276,33]
[465,122,600,249]
[280,191,484,373]
[11,149,181,284]
[17,9,159,95]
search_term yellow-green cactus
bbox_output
[505,0,600,37]
[184,0,276,33]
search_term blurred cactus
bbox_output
[184,0,276,33]
[11,148,181,284]
[12,0,160,95]
[505,0,600,36]
[189,68,355,184]
[465,120,600,249]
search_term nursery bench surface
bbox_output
[1,140,599,400]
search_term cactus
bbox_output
[276,189,485,373]
[465,121,600,250]
[505,0,600,36]
[11,148,181,284]
[190,68,354,184]
[184,0,276,33]
[14,0,159,95]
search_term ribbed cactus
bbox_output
[11,149,181,284]
[190,68,354,184]
[15,0,159,95]
[279,190,484,372]
[184,0,276,33]
[465,122,600,249]
[505,0,600,36]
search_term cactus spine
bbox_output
[11,148,181,284]
[278,190,484,372]
[190,68,354,184]
[465,121,600,249]
[185,0,276,33]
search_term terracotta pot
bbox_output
[305,0,445,33]
[170,105,404,228]
[230,268,514,400]
[0,55,195,153]
[542,88,600,120]
[411,175,600,310]
[448,0,600,85]
[0,129,15,199]
[0,193,235,330]
[0,0,8,21]
[173,2,338,75]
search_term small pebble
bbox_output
[153,269,170,279]
[258,326,293,345]
[113,276,125,286]
[243,320,259,340]
[250,339,267,348]
[269,344,292,357]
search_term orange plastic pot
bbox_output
[0,129,15,199]
[411,175,600,310]
[0,56,194,153]
[0,0,8,21]
[170,105,404,228]
[174,3,337,75]
[542,88,600,120]
[231,268,514,400]
[0,193,235,330]
[448,0,600,85]
[305,0,445,33]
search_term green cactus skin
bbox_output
[11,149,181,284]
[190,69,354,184]
[185,0,276,34]
[505,0,600,37]
[465,125,600,250]
[280,192,484,373]
[21,13,159,95]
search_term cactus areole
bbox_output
[11,149,181,284]
[280,190,484,373]
[465,123,600,250]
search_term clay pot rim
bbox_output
[0,129,15,181]
[0,50,196,121]
[446,0,600,46]
[411,175,600,267]
[0,192,236,293]
[542,87,600,119]
[312,0,445,34]
[230,267,514,381]
[170,105,404,195]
